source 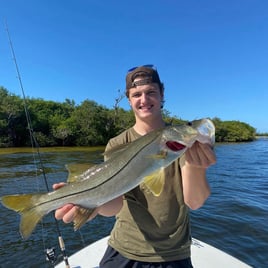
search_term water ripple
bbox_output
[0,141,267,267]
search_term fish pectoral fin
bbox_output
[73,207,96,231]
[142,168,165,196]
[1,193,45,239]
[147,150,168,160]
[66,163,96,183]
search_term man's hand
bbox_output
[52,183,123,223]
[53,183,80,223]
[185,141,216,168]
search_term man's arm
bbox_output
[181,142,216,210]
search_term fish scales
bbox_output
[0,119,215,239]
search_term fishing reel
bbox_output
[45,247,66,267]
[46,247,57,265]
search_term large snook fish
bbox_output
[1,118,215,239]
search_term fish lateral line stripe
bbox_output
[39,135,160,206]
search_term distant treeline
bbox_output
[0,86,260,148]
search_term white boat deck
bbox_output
[56,236,252,268]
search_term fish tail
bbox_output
[1,193,45,239]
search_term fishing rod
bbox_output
[4,20,70,268]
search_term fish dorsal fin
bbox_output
[66,163,96,183]
[141,168,165,196]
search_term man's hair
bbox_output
[125,66,164,98]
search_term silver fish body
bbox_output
[1,118,215,239]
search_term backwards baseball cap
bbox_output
[125,64,162,97]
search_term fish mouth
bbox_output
[166,141,186,151]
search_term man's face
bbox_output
[128,79,163,121]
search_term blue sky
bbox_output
[1,0,267,133]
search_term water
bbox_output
[0,140,267,268]
[191,138,268,268]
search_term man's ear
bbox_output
[160,95,165,109]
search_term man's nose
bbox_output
[140,93,148,103]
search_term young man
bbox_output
[54,65,216,267]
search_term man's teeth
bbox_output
[140,105,153,109]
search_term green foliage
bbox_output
[0,86,27,146]
[0,86,260,147]
[162,109,186,125]
[110,107,135,135]
[257,132,268,136]
[212,117,256,142]
[70,100,110,146]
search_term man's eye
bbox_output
[132,93,141,98]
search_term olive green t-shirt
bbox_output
[105,127,191,262]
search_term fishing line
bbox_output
[4,20,70,268]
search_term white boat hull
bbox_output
[55,236,251,268]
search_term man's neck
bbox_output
[133,118,165,136]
